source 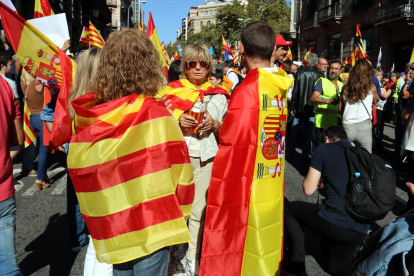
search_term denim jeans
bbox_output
[67,173,86,247]
[29,114,49,181]
[0,196,23,276]
[113,247,170,276]
[21,142,37,172]
[287,113,315,158]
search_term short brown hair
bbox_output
[94,28,165,103]
[181,43,214,77]
[241,21,276,61]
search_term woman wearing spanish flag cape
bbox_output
[67,29,194,275]
[199,22,294,276]
[157,43,230,273]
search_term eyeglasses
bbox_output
[410,67,414,70]
[186,60,209,69]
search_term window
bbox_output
[200,11,204,17]
[207,21,211,27]
[214,10,217,15]
[200,21,204,28]
[328,33,341,59]
[191,21,194,27]
[209,11,213,16]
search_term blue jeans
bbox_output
[113,247,170,276]
[29,114,49,181]
[0,196,23,276]
[287,113,315,158]
[67,173,86,247]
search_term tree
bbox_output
[165,40,184,57]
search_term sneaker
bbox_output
[180,256,196,276]
[71,236,89,253]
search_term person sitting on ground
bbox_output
[285,125,370,276]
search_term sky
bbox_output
[142,0,206,44]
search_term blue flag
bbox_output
[209,46,214,55]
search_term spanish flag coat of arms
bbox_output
[67,93,195,264]
[200,67,293,275]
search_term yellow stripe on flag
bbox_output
[93,218,191,264]
[77,164,193,217]
[68,116,184,169]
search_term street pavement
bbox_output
[12,123,408,275]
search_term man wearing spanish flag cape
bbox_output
[200,22,293,276]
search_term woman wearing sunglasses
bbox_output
[158,43,231,275]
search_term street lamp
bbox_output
[127,0,146,28]
[238,18,251,27]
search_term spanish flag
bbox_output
[0,2,64,89]
[49,48,77,149]
[350,48,356,66]
[344,57,349,66]
[138,23,144,31]
[34,0,54,18]
[156,79,231,120]
[284,46,293,61]
[200,67,293,276]
[222,34,233,57]
[174,51,179,60]
[356,24,368,59]
[67,93,194,264]
[161,42,171,66]
[302,48,311,63]
[146,12,168,80]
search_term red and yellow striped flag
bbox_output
[157,79,231,120]
[34,0,54,18]
[87,21,105,48]
[67,93,194,264]
[23,104,37,147]
[138,23,144,31]
[0,2,64,89]
[146,12,168,80]
[200,68,293,276]
[161,41,171,66]
[284,46,293,61]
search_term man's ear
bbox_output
[239,43,245,55]
[218,78,222,84]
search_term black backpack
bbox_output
[229,70,244,84]
[327,142,396,223]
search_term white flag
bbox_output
[377,47,382,69]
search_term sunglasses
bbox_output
[410,67,414,70]
[187,60,209,69]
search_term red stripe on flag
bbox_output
[40,0,53,16]
[0,3,25,52]
[176,184,195,206]
[69,141,191,193]
[167,80,186,89]
[146,12,155,38]
[83,194,183,240]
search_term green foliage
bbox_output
[183,0,291,59]
[165,40,184,57]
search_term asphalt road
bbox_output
[12,123,408,276]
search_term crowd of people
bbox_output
[0,19,413,276]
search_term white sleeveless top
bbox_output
[342,90,373,124]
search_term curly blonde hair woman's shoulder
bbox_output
[94,28,166,103]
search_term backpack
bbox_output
[327,142,396,223]
[229,70,244,84]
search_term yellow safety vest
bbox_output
[314,78,343,128]
[393,78,404,98]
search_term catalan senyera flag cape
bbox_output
[67,92,194,264]
[34,0,54,18]
[23,103,37,147]
[146,12,168,80]
[156,79,231,120]
[49,48,77,149]
[350,48,356,66]
[200,67,293,276]
[0,2,64,90]
[87,21,105,48]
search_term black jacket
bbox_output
[291,66,324,114]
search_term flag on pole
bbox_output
[356,24,368,59]
[67,93,194,264]
[302,48,311,63]
[209,46,214,56]
[343,57,348,66]
[138,23,144,31]
[200,68,293,276]
[88,21,105,48]
[350,48,356,66]
[410,46,414,63]
[377,47,382,69]
[284,46,293,61]
[0,2,65,89]
[146,12,168,80]
[160,42,171,66]
[34,0,54,18]
[174,51,179,61]
[222,34,234,58]
[390,63,394,73]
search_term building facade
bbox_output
[107,0,133,31]
[178,0,248,41]
[291,0,414,72]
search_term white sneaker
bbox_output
[180,256,196,276]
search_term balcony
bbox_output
[318,3,343,24]
[189,26,195,33]
[376,1,414,25]
[106,0,117,7]
[304,16,317,30]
